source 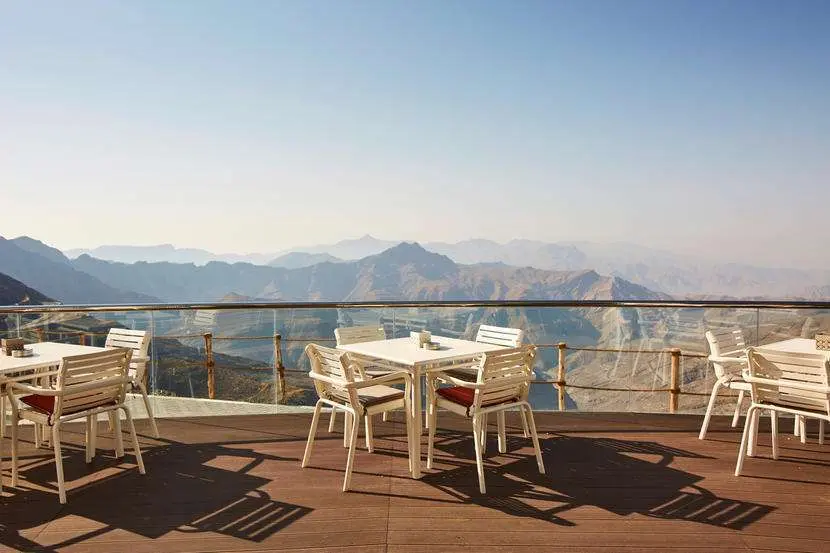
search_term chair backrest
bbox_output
[106,328,149,381]
[192,310,217,328]
[472,345,536,409]
[705,328,746,379]
[334,325,386,346]
[54,348,132,420]
[305,343,360,406]
[746,347,830,417]
[475,325,523,347]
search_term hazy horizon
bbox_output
[2,1,828,269]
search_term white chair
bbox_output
[735,347,829,476]
[698,329,752,440]
[106,328,159,438]
[4,348,146,503]
[431,325,530,436]
[301,344,414,491]
[332,325,392,434]
[426,345,544,494]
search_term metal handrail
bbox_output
[2,298,830,313]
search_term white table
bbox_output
[0,342,106,436]
[759,337,830,356]
[337,335,504,474]
[0,342,106,378]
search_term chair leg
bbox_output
[52,424,67,504]
[735,406,756,476]
[0,394,5,439]
[820,419,825,446]
[364,415,374,453]
[137,382,160,438]
[698,381,722,440]
[497,411,507,454]
[328,409,337,433]
[342,410,360,492]
[731,390,745,428]
[794,415,800,437]
[302,401,324,467]
[85,416,93,464]
[10,411,19,487]
[382,412,388,422]
[525,404,545,475]
[747,408,759,457]
[34,422,41,449]
[519,407,529,438]
[90,415,97,459]
[480,413,488,454]
[113,412,124,459]
[472,415,486,494]
[121,407,146,474]
[800,417,807,444]
[770,411,779,460]
[343,412,351,448]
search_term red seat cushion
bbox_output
[436,386,475,407]
[20,394,55,414]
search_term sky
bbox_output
[1,0,829,268]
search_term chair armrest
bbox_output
[743,374,830,394]
[7,382,61,396]
[352,371,411,388]
[709,355,745,365]
[308,371,412,389]
[9,377,131,397]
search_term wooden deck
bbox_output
[1,411,828,552]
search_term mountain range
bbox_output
[0,237,159,304]
[61,235,830,299]
[71,242,667,303]
[1,235,667,305]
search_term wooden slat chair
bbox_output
[431,325,530,437]
[301,344,415,491]
[332,325,393,436]
[4,349,146,503]
[106,328,159,438]
[735,347,829,476]
[426,345,544,494]
[699,328,751,440]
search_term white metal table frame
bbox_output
[336,335,505,476]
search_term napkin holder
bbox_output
[410,330,432,348]
[1,338,25,356]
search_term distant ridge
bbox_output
[0,236,160,304]
[0,271,53,305]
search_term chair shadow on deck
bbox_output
[0,433,310,551]
[418,432,775,529]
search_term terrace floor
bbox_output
[0,411,828,553]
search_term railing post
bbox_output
[78,332,86,346]
[557,342,567,411]
[204,332,215,399]
[35,327,44,342]
[274,333,286,404]
[669,348,681,413]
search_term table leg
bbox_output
[412,366,422,477]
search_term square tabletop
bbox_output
[336,335,504,367]
[0,341,106,376]
[759,337,829,356]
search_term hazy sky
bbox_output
[1,1,828,268]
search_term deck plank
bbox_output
[0,412,827,552]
